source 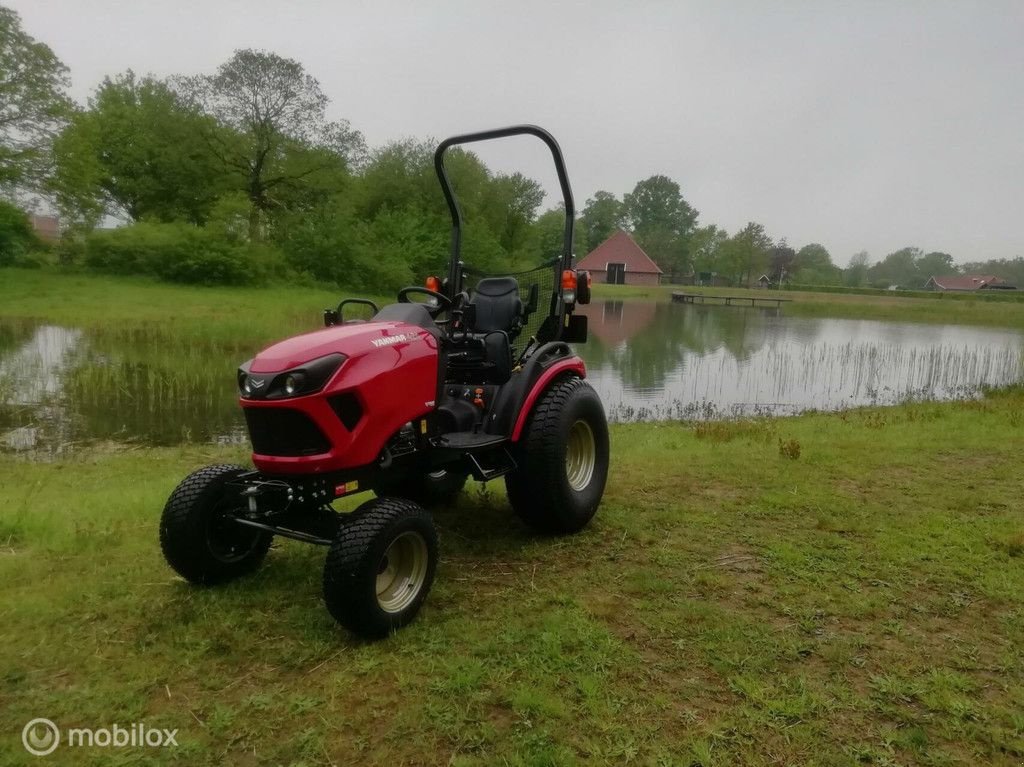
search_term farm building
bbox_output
[577,229,663,286]
[924,274,1016,291]
[29,214,60,243]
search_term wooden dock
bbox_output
[672,292,792,309]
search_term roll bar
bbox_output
[433,125,575,296]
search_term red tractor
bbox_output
[159,126,609,637]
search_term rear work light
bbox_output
[561,269,577,304]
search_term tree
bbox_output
[960,256,1024,287]
[916,251,956,283]
[721,222,772,285]
[793,242,841,285]
[480,172,544,259]
[867,246,923,288]
[579,191,625,253]
[689,225,728,278]
[623,175,698,281]
[767,240,796,283]
[180,49,365,239]
[51,72,232,226]
[0,6,73,194]
[844,250,871,287]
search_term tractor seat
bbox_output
[470,277,523,338]
[443,277,523,386]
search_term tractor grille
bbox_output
[243,407,331,456]
[463,260,559,356]
[328,392,364,431]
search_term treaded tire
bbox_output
[505,377,609,534]
[374,468,468,507]
[159,464,272,585]
[323,497,438,639]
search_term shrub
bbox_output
[0,201,41,267]
[84,222,250,285]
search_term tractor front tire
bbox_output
[323,497,438,638]
[160,464,272,585]
[505,377,609,534]
[374,468,468,507]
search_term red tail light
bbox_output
[425,275,441,292]
[561,270,577,290]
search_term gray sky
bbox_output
[12,0,1024,264]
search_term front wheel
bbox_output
[323,497,438,638]
[159,464,272,585]
[505,377,609,534]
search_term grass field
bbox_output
[2,268,1023,764]
[2,388,1023,765]
[4,268,1024,334]
[592,282,1024,328]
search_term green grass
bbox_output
[0,268,387,347]
[593,282,1024,328]
[5,269,1024,336]
[2,390,1023,765]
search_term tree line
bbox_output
[1,5,1020,289]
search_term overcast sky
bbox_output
[12,0,1024,264]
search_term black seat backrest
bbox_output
[470,277,523,335]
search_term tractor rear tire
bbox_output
[505,377,609,534]
[323,497,438,638]
[160,464,272,585]
[374,468,468,507]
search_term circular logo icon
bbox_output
[22,718,59,757]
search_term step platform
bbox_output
[432,431,516,481]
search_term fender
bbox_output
[510,357,587,441]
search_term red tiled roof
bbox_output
[577,229,663,274]
[926,274,1005,290]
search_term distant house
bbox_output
[577,230,663,286]
[29,214,60,243]
[757,274,772,289]
[924,274,1016,291]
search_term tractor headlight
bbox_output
[283,373,305,396]
[238,354,345,400]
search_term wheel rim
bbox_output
[376,531,429,613]
[565,419,596,492]
[206,504,262,563]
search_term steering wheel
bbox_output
[397,286,452,319]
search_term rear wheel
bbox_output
[374,468,468,507]
[323,497,438,638]
[505,377,609,534]
[159,464,272,584]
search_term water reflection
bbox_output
[0,322,247,457]
[1,301,1022,457]
[577,300,1024,420]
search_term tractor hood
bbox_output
[250,321,436,373]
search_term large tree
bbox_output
[480,171,544,259]
[623,175,698,281]
[868,246,923,288]
[721,222,772,285]
[844,250,871,287]
[180,49,365,239]
[916,251,956,283]
[793,242,841,284]
[0,6,72,194]
[51,72,231,226]
[689,224,728,277]
[579,190,625,253]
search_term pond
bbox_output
[1,300,1022,457]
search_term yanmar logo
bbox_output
[370,333,414,348]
